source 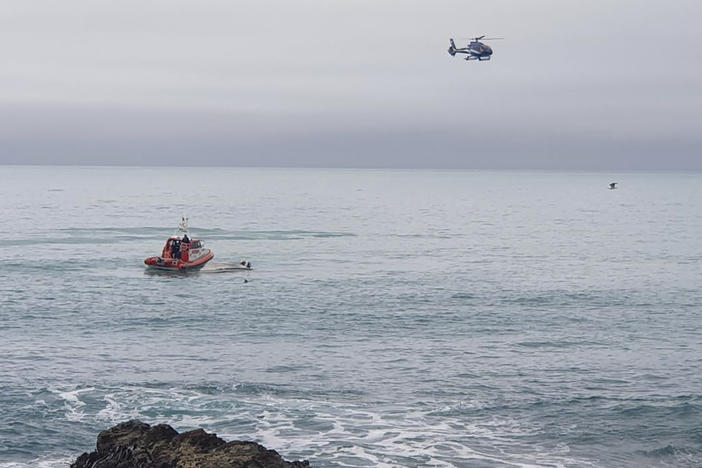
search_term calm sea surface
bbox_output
[1,167,701,467]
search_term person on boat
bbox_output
[172,240,181,259]
[182,234,190,244]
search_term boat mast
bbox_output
[175,216,190,238]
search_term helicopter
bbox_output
[448,36,502,61]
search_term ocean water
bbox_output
[1,166,701,468]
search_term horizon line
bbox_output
[1,163,701,174]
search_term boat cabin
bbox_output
[161,237,203,263]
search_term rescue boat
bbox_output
[144,217,214,271]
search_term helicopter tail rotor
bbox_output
[448,38,457,56]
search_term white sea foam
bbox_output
[0,455,73,468]
[52,387,94,422]
[193,391,599,467]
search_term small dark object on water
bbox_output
[71,419,309,468]
[609,182,618,190]
[244,279,249,283]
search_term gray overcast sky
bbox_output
[1,0,701,169]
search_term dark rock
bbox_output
[71,420,310,468]
[96,420,151,452]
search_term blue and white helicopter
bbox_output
[448,36,502,61]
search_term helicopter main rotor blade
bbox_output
[458,36,503,41]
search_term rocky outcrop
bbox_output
[71,420,309,468]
